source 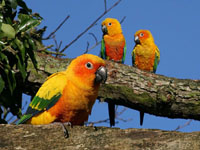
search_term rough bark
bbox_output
[24,53,200,121]
[1,124,200,150]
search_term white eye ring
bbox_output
[140,33,144,37]
[108,22,112,26]
[85,62,93,69]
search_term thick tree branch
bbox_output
[25,53,200,121]
[1,124,200,150]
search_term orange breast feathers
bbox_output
[104,34,125,61]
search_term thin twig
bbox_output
[174,119,192,131]
[43,15,70,40]
[104,0,107,11]
[60,0,122,53]
[120,16,126,24]
[37,45,54,52]
[89,32,98,44]
[84,41,90,54]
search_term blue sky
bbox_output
[21,0,200,132]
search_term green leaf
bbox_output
[16,55,26,81]
[27,39,37,69]
[4,69,16,94]
[17,14,41,33]
[0,23,16,38]
[8,0,17,9]
[0,75,5,94]
[14,38,26,62]
[16,0,32,13]
[0,14,3,23]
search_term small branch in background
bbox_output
[104,0,107,11]
[37,45,54,52]
[60,0,122,53]
[86,105,132,126]
[120,16,126,24]
[84,41,101,54]
[84,33,99,54]
[84,41,90,54]
[89,32,98,44]
[52,35,63,57]
[43,15,70,40]
[174,119,192,131]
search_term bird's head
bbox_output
[101,18,122,36]
[66,54,107,90]
[134,29,154,45]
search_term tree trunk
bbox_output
[25,53,200,121]
[1,124,200,150]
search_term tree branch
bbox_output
[25,53,200,121]
[43,15,70,40]
[1,124,200,149]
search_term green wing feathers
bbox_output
[16,72,67,124]
[132,48,136,67]
[153,47,160,73]
[101,39,106,59]
[122,43,127,64]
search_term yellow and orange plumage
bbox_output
[132,29,160,126]
[132,29,160,73]
[101,18,126,63]
[17,54,107,125]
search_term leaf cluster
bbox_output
[0,0,43,123]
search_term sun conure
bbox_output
[132,29,160,126]
[17,54,107,125]
[101,18,126,127]
[101,18,126,63]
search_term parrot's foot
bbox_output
[62,122,73,138]
[53,122,72,138]
[61,123,69,138]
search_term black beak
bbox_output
[135,36,141,45]
[95,66,107,84]
[102,25,108,35]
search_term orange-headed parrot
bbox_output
[132,29,160,125]
[101,18,126,127]
[17,54,107,125]
[101,18,126,63]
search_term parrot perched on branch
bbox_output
[100,18,126,127]
[17,54,107,125]
[101,18,126,63]
[132,29,160,126]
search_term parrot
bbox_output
[100,18,126,127]
[101,18,126,63]
[132,29,160,126]
[17,54,107,126]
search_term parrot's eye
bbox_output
[140,33,144,37]
[85,62,93,69]
[108,22,112,26]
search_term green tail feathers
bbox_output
[16,114,33,125]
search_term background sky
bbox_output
[20,0,200,132]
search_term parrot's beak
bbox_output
[135,36,140,44]
[102,25,108,35]
[95,66,107,84]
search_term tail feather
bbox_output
[16,114,33,125]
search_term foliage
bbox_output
[0,0,43,123]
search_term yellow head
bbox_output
[101,18,122,36]
[66,54,107,90]
[134,29,154,45]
